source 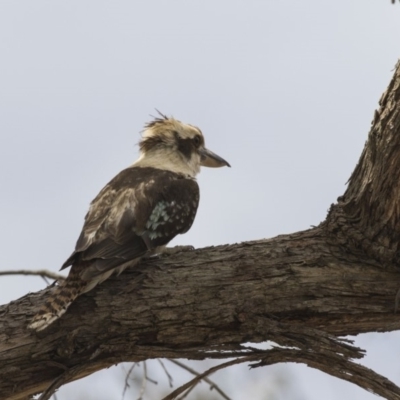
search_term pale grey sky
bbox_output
[1,1,400,399]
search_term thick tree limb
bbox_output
[2,61,400,400]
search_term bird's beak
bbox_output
[199,147,231,168]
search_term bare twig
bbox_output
[144,364,158,386]
[162,357,257,400]
[122,363,138,400]
[176,381,199,400]
[0,269,65,281]
[41,275,51,286]
[121,361,159,400]
[137,362,147,400]
[168,359,231,400]
[158,359,174,388]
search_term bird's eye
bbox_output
[193,135,201,147]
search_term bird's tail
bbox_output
[28,272,86,332]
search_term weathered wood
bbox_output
[1,61,400,400]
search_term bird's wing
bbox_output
[61,167,199,279]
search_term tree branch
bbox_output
[252,348,400,400]
[1,61,400,400]
[167,359,232,400]
[0,269,65,281]
[162,357,255,400]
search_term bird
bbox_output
[28,113,230,331]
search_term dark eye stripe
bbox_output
[177,137,193,160]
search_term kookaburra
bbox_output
[29,114,230,331]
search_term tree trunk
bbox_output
[2,61,400,400]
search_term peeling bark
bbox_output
[2,61,400,400]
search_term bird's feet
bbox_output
[163,245,195,255]
[145,245,195,260]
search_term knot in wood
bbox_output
[324,203,397,265]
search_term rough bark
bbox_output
[2,61,400,400]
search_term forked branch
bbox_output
[1,61,400,400]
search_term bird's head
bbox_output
[136,113,230,177]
